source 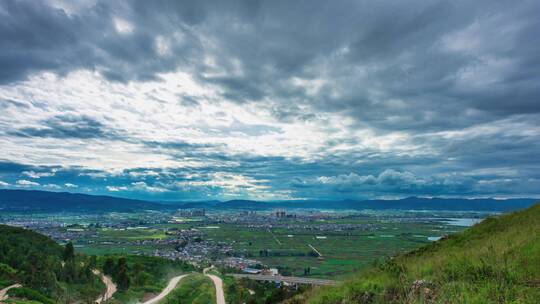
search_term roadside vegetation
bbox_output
[291,203,540,304]
[96,254,196,303]
[222,274,309,304]
[161,273,215,304]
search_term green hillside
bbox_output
[0,225,197,304]
[97,254,196,303]
[0,225,104,303]
[292,203,540,304]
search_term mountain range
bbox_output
[0,189,536,212]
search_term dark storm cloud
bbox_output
[2,0,539,128]
[0,0,203,83]
[7,114,119,139]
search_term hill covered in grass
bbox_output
[292,203,540,304]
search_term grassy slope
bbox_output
[161,274,216,304]
[294,203,540,304]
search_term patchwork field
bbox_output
[3,210,489,279]
[200,219,463,278]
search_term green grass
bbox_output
[161,274,215,304]
[293,203,540,304]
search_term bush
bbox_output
[7,287,55,304]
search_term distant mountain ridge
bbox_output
[0,189,536,212]
[178,197,537,211]
[0,189,165,212]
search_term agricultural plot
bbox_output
[199,218,465,278]
[8,210,487,279]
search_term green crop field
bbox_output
[199,218,463,278]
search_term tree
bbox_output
[103,257,115,276]
[116,258,130,291]
[63,242,75,262]
[61,243,76,283]
[88,255,97,269]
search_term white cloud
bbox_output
[16,179,40,187]
[22,170,56,178]
[0,181,9,187]
[64,183,78,188]
[155,35,171,56]
[113,17,133,34]
[131,181,167,193]
[44,183,61,189]
[316,169,426,188]
[106,186,128,192]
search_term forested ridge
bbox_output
[0,224,197,303]
[0,225,103,302]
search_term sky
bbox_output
[0,0,539,201]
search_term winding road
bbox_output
[204,267,225,304]
[206,274,225,304]
[142,274,188,304]
[93,269,117,304]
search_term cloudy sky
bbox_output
[0,0,539,201]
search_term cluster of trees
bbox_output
[61,242,97,285]
[224,277,309,304]
[103,257,130,291]
[0,225,201,303]
[0,225,102,302]
[100,255,197,294]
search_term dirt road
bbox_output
[0,283,22,301]
[142,274,188,304]
[206,274,225,304]
[204,267,225,304]
[93,269,117,303]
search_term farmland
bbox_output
[0,208,491,279]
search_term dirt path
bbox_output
[206,274,225,304]
[93,269,117,303]
[0,283,22,301]
[204,267,225,304]
[142,274,188,304]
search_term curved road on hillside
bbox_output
[142,274,188,304]
[206,274,225,304]
[204,267,225,304]
[93,269,117,303]
[0,283,22,301]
